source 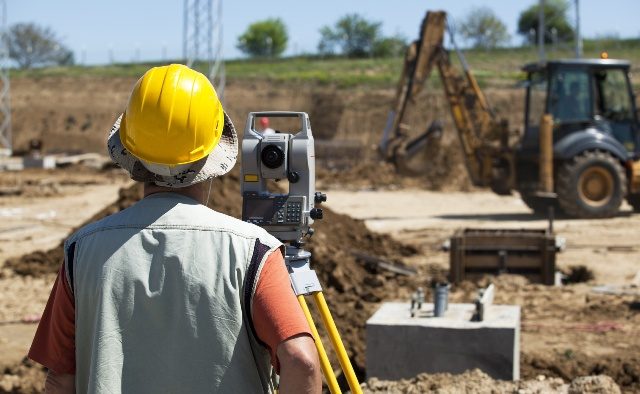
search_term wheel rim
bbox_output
[577,166,614,208]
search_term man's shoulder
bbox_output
[66,195,280,247]
[205,208,280,244]
[64,203,137,245]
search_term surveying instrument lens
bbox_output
[261,145,285,169]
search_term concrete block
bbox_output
[366,302,520,381]
[23,156,56,169]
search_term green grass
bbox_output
[10,38,640,90]
[10,63,156,78]
[226,56,402,88]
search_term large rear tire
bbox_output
[556,151,627,218]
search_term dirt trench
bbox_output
[10,76,522,189]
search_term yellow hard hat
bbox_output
[120,64,224,166]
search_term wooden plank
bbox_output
[457,235,550,248]
[463,272,543,284]
[461,255,545,269]
[351,251,417,276]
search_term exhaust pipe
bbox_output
[539,114,554,193]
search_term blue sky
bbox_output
[10,1,640,65]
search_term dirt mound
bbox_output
[0,167,124,199]
[568,375,621,394]
[316,141,473,192]
[362,369,621,394]
[522,354,638,392]
[0,359,45,394]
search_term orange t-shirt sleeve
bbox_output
[28,265,76,374]
[252,249,312,372]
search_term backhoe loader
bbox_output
[380,11,640,218]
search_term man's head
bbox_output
[107,64,237,188]
[259,117,270,129]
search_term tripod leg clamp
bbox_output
[286,246,323,296]
[289,270,323,296]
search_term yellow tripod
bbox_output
[286,246,362,394]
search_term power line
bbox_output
[575,0,583,58]
[0,0,11,157]
[183,0,225,100]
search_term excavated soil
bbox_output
[5,169,640,393]
[362,369,621,393]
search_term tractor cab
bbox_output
[521,59,639,158]
[516,59,640,217]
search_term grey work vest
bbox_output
[63,192,282,393]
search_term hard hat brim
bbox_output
[107,111,237,188]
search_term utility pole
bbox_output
[183,0,225,100]
[575,0,583,58]
[538,0,546,62]
[0,0,11,157]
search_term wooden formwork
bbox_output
[449,228,556,285]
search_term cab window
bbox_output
[548,69,592,123]
[525,71,547,128]
[594,69,634,122]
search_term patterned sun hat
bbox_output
[107,112,237,188]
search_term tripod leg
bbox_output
[312,292,363,394]
[297,295,341,394]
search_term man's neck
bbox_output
[143,182,208,205]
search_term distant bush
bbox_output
[237,18,288,58]
[458,6,511,49]
[372,35,408,58]
[5,23,74,69]
[318,14,408,59]
[517,0,574,44]
[318,14,380,58]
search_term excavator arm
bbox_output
[380,11,514,193]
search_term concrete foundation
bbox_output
[366,302,520,381]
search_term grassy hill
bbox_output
[11,39,640,90]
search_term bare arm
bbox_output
[45,371,75,394]
[277,334,321,394]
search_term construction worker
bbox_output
[259,116,276,135]
[27,64,321,394]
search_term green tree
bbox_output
[517,0,574,44]
[459,7,511,49]
[372,35,408,58]
[237,18,288,58]
[318,14,381,58]
[5,23,74,69]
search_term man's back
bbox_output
[68,193,279,393]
